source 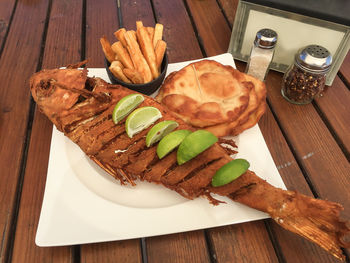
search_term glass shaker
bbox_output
[246,28,278,81]
[281,45,332,104]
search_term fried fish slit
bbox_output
[59,99,111,131]
[143,152,178,183]
[161,147,225,186]
[72,115,111,142]
[140,154,162,179]
[64,110,108,133]
[181,157,222,183]
[124,147,158,176]
[117,136,147,157]
[178,157,231,199]
[170,157,223,198]
[71,112,114,144]
[159,161,179,179]
[100,137,148,171]
[229,183,257,199]
[94,130,127,153]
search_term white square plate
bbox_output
[36,53,286,246]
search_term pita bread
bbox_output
[157,60,266,136]
[157,60,252,127]
[204,72,267,137]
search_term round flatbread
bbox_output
[157,60,266,136]
[157,60,252,127]
[205,72,267,137]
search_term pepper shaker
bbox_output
[246,28,278,81]
[281,45,332,104]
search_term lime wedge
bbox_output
[112,94,144,124]
[146,120,179,147]
[177,130,217,165]
[157,129,192,159]
[211,159,250,187]
[125,106,162,138]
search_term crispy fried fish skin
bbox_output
[30,67,350,260]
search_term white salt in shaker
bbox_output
[246,29,277,81]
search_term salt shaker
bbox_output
[281,45,332,104]
[246,28,277,81]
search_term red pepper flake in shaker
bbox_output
[281,45,332,104]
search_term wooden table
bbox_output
[1,0,349,262]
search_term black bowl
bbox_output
[105,54,168,95]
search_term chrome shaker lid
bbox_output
[254,29,278,49]
[295,45,332,73]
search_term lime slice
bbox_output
[146,120,179,147]
[112,94,144,124]
[125,106,162,138]
[157,129,192,159]
[211,159,250,187]
[177,130,217,165]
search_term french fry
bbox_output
[109,61,131,83]
[123,68,144,84]
[113,28,127,48]
[137,26,159,79]
[136,21,143,30]
[129,30,137,41]
[111,41,134,69]
[147,27,154,40]
[102,21,167,84]
[153,23,163,48]
[100,36,116,63]
[113,60,124,69]
[124,31,153,82]
[155,40,167,69]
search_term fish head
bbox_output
[30,68,88,126]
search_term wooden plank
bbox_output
[208,222,278,263]
[146,232,210,263]
[0,0,50,262]
[152,0,279,262]
[260,107,343,263]
[253,62,346,262]
[183,1,348,261]
[81,241,142,263]
[0,0,16,46]
[148,0,214,261]
[259,107,313,195]
[186,0,231,56]
[117,1,209,262]
[217,0,238,26]
[81,0,142,261]
[265,72,350,261]
[222,0,349,153]
[271,77,350,258]
[85,0,119,68]
[339,50,350,85]
[153,0,203,63]
[10,0,84,262]
[221,0,349,155]
[120,0,155,29]
[315,77,350,153]
[183,1,279,261]
[269,221,344,263]
[266,71,350,218]
[11,114,72,263]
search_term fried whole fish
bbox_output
[30,64,350,260]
